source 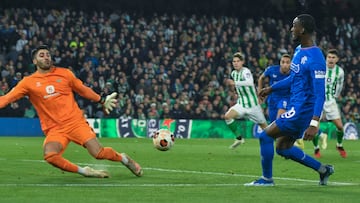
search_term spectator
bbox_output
[1,7,360,120]
[147,103,160,119]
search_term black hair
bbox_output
[31,45,50,60]
[297,14,316,34]
[327,49,339,57]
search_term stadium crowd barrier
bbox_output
[0,118,358,140]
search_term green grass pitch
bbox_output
[0,137,359,203]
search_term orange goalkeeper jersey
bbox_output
[0,67,101,131]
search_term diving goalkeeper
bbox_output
[0,45,143,178]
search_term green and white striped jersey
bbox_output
[325,64,344,102]
[230,67,259,108]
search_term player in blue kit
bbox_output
[258,54,291,122]
[258,54,305,149]
[245,14,334,186]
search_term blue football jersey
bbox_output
[263,65,290,100]
[272,45,326,117]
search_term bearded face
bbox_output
[33,49,52,70]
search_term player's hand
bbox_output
[303,126,318,141]
[226,79,235,86]
[100,92,118,114]
[225,79,235,91]
[258,87,272,101]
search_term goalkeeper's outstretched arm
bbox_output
[70,72,117,114]
[0,82,27,108]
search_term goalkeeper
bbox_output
[0,45,143,178]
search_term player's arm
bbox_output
[270,74,292,91]
[311,62,326,119]
[0,81,27,108]
[68,70,117,114]
[257,72,266,92]
[70,74,102,102]
[258,74,292,100]
[257,71,268,103]
[258,66,271,91]
[334,68,344,98]
[233,69,254,87]
[303,62,325,141]
[225,73,236,92]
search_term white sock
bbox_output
[78,167,86,174]
[121,154,129,164]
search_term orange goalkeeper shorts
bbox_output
[43,120,96,149]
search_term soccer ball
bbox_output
[152,129,175,151]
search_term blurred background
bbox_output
[0,0,359,125]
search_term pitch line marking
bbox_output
[0,158,358,186]
[0,182,359,187]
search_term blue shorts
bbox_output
[275,105,313,139]
[268,98,289,122]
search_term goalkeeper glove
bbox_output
[99,92,118,114]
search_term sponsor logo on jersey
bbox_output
[314,70,326,79]
[45,85,55,94]
[43,85,60,98]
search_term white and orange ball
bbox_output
[152,129,175,151]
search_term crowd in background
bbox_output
[0,7,360,123]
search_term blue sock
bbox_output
[276,146,321,171]
[259,131,274,179]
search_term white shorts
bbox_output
[323,100,341,120]
[229,103,267,124]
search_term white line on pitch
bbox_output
[0,182,358,187]
[0,158,359,186]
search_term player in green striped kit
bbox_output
[313,49,347,158]
[225,52,268,149]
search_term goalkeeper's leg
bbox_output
[44,152,79,173]
[86,138,143,177]
[44,141,109,178]
[44,151,109,178]
[43,138,78,173]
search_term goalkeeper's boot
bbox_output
[336,145,347,158]
[244,176,274,186]
[314,148,321,158]
[83,166,109,178]
[320,133,328,149]
[121,153,143,177]
[294,139,305,149]
[319,165,334,185]
[229,136,245,149]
